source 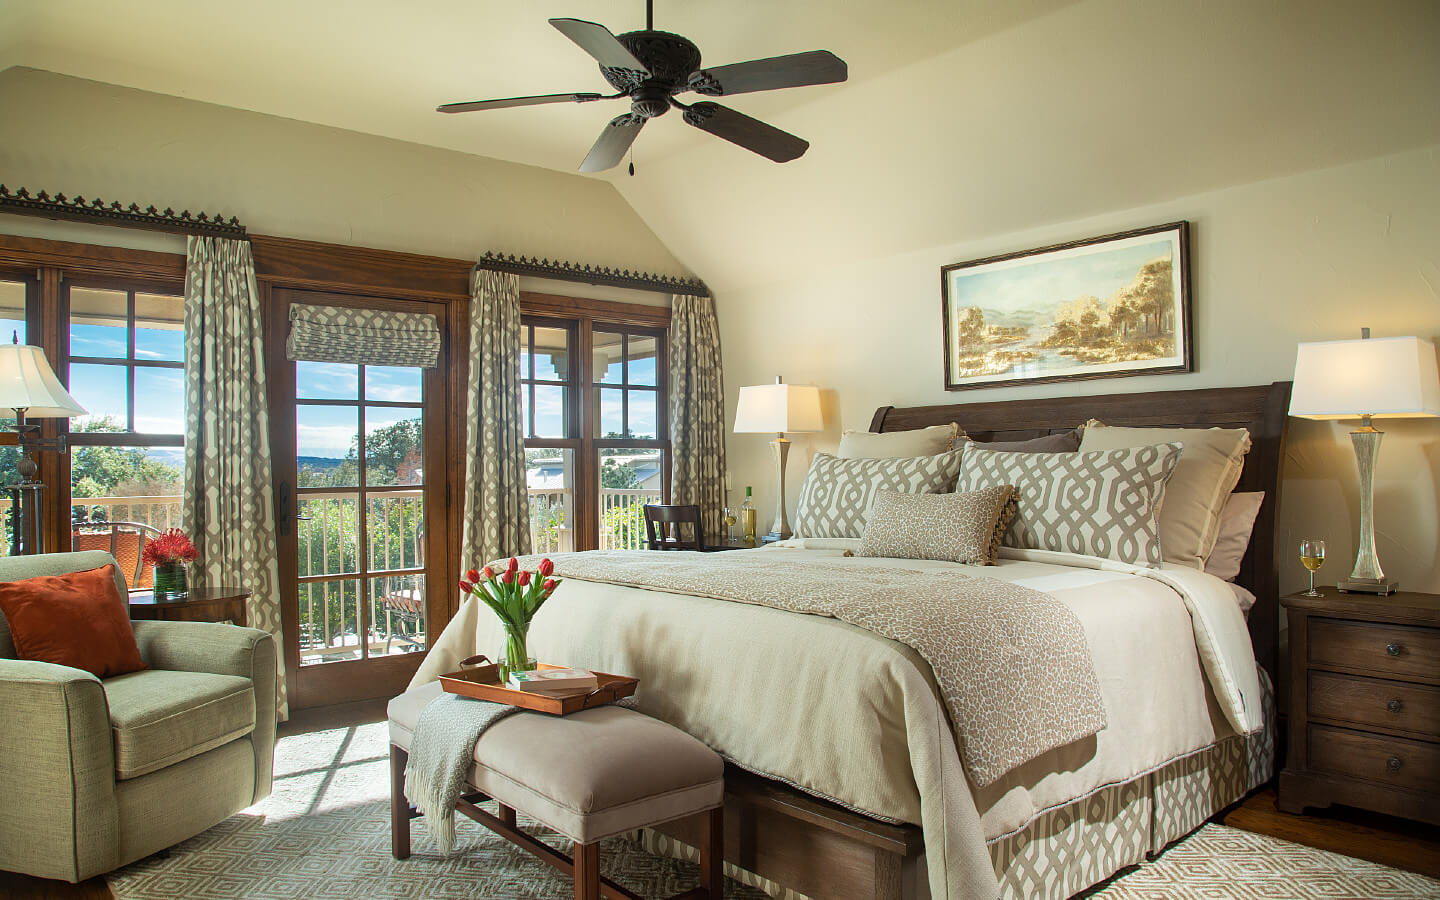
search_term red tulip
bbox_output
[538,558,554,577]
[482,566,495,580]
[506,557,519,574]
[518,570,531,587]
[466,568,481,584]
[543,578,558,592]
[458,580,474,594]
[501,570,514,584]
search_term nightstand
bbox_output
[1278,588,1439,825]
[128,586,251,626]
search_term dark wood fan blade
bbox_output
[436,93,604,114]
[550,18,649,72]
[682,102,809,163]
[688,50,847,97]
[579,115,646,173]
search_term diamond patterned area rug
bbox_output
[108,722,1440,900]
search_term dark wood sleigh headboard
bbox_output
[870,381,1292,684]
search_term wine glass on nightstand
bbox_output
[1300,539,1326,597]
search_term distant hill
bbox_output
[298,456,343,471]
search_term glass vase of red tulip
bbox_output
[142,529,199,601]
[459,557,562,680]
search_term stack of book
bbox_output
[507,668,599,698]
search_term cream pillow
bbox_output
[857,485,1017,565]
[837,423,958,459]
[1079,421,1251,569]
[1205,491,1265,582]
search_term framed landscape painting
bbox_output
[941,221,1192,391]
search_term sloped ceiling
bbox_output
[3,0,1438,293]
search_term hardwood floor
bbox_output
[4,704,1436,899]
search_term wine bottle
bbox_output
[742,486,757,544]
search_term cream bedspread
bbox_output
[412,546,1260,900]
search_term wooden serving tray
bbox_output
[439,656,638,716]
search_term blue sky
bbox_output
[297,362,422,459]
[948,236,1175,326]
[523,346,657,440]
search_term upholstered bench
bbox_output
[388,681,725,900]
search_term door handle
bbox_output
[278,482,293,536]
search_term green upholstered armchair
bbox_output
[0,551,277,882]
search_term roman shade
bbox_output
[286,303,441,368]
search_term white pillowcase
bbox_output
[837,423,958,459]
[1204,491,1265,582]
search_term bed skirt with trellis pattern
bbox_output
[638,667,1276,900]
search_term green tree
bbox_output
[600,458,640,489]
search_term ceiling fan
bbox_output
[437,1,848,173]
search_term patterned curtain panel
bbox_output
[286,303,440,368]
[667,294,728,540]
[459,269,532,568]
[182,236,288,718]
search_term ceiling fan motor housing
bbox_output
[604,30,702,118]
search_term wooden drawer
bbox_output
[1308,671,1440,739]
[1308,725,1440,793]
[1309,618,1440,682]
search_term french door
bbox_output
[268,289,451,708]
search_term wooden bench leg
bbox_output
[700,806,723,899]
[499,803,517,829]
[573,841,601,900]
[390,744,411,860]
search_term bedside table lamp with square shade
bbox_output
[0,338,87,555]
[1289,330,1440,594]
[733,377,823,542]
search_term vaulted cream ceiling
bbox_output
[3,0,1438,295]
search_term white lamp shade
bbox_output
[0,343,88,418]
[1289,336,1440,420]
[733,383,823,434]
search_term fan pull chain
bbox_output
[628,148,636,176]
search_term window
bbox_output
[64,282,186,589]
[520,308,669,552]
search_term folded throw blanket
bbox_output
[404,692,519,854]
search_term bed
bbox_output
[414,381,1292,900]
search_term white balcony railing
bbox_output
[527,487,662,554]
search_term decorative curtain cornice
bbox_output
[478,251,710,297]
[0,185,247,239]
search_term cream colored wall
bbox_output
[0,67,686,275]
[718,145,1440,595]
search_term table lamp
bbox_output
[733,376,822,541]
[1288,329,1440,594]
[0,338,88,555]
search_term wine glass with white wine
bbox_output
[1299,539,1326,597]
[723,506,738,540]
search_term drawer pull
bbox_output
[1385,642,1402,656]
[1386,699,1402,713]
[1387,756,1403,771]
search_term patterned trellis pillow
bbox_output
[955,442,1183,567]
[793,450,964,539]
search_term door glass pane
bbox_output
[532,327,570,381]
[365,366,422,403]
[297,405,358,486]
[369,574,427,657]
[364,408,423,486]
[134,368,185,434]
[0,446,19,555]
[68,363,128,430]
[593,331,624,384]
[595,387,624,438]
[298,579,361,665]
[628,336,658,386]
[597,446,661,551]
[70,446,183,589]
[297,495,359,577]
[628,390,657,439]
[297,361,359,400]
[527,448,575,554]
[533,386,566,438]
[0,279,26,347]
[368,492,424,571]
[134,293,184,362]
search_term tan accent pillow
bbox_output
[1079,421,1251,569]
[1205,491,1265,582]
[838,423,958,459]
[857,485,1017,565]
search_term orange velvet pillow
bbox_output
[0,564,147,677]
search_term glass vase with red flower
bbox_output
[142,528,199,601]
[458,556,562,680]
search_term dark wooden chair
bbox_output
[643,504,704,551]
